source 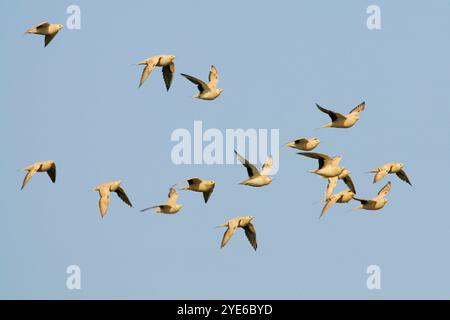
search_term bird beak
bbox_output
[285,142,294,148]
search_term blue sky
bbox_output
[1,0,450,299]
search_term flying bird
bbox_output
[353,181,391,211]
[217,216,257,250]
[20,160,56,190]
[321,189,355,218]
[141,187,182,214]
[297,152,345,178]
[92,180,133,218]
[25,21,63,47]
[179,178,215,203]
[285,138,320,151]
[136,55,176,90]
[324,169,356,201]
[234,150,273,187]
[369,163,412,185]
[316,101,365,128]
[181,65,223,100]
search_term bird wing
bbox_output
[21,169,37,190]
[325,177,338,201]
[180,73,209,93]
[234,150,260,177]
[396,169,412,186]
[28,21,50,32]
[46,163,56,183]
[44,32,59,47]
[297,152,331,169]
[294,138,308,144]
[140,205,160,212]
[115,186,133,207]
[208,65,219,88]
[320,195,339,219]
[98,188,110,217]
[203,186,215,204]
[187,178,202,187]
[349,101,365,115]
[343,175,356,194]
[259,156,273,176]
[376,181,391,200]
[353,197,372,205]
[243,223,257,250]
[316,103,345,121]
[373,168,388,183]
[139,60,157,87]
[221,220,238,248]
[162,61,175,91]
[166,187,179,206]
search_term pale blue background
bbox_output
[1,0,449,299]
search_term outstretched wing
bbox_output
[320,195,339,219]
[166,187,179,206]
[115,186,133,207]
[376,181,391,199]
[373,168,388,183]
[234,150,259,177]
[203,187,215,204]
[139,60,157,88]
[316,103,345,121]
[396,169,412,186]
[325,177,338,201]
[46,163,56,183]
[208,65,219,88]
[221,220,238,248]
[297,152,331,169]
[343,175,356,194]
[349,101,365,115]
[181,73,209,93]
[259,156,273,176]
[21,169,37,190]
[162,62,175,91]
[243,223,257,250]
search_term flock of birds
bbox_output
[21,20,412,251]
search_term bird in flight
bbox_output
[285,137,320,151]
[136,55,176,90]
[181,65,223,100]
[217,216,257,250]
[234,150,273,187]
[321,189,355,218]
[297,152,345,178]
[141,187,182,214]
[323,169,356,201]
[25,21,63,47]
[20,160,56,190]
[369,163,412,185]
[179,178,215,203]
[92,181,133,218]
[353,181,392,211]
[316,101,365,128]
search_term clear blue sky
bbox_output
[1,0,450,299]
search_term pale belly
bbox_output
[199,90,220,100]
[333,118,356,128]
[316,166,344,178]
[241,176,271,187]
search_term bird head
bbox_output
[247,215,255,221]
[354,115,360,121]
[218,88,224,95]
[170,55,176,60]
[208,180,216,187]
[58,24,64,30]
[285,141,295,148]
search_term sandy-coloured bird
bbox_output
[217,216,257,250]
[92,180,133,218]
[286,137,320,151]
[25,21,63,47]
[323,169,356,201]
[321,189,355,218]
[141,187,182,214]
[297,152,345,178]
[353,181,391,211]
[316,101,365,128]
[179,178,215,203]
[136,55,176,90]
[234,150,273,187]
[369,163,412,186]
[181,65,223,100]
[20,160,56,190]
